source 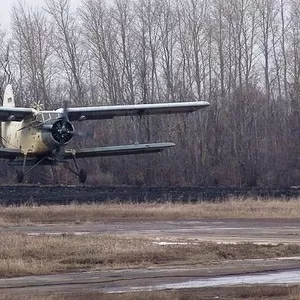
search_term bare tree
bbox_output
[46,0,86,105]
[1,0,300,186]
[0,27,11,91]
[11,2,54,108]
[80,0,122,105]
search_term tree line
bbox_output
[0,0,299,187]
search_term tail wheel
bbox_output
[79,169,87,183]
[16,170,24,183]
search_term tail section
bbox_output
[3,84,15,107]
[1,84,16,147]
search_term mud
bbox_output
[3,219,300,245]
[1,259,300,296]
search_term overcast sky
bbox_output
[0,0,79,29]
[0,0,41,28]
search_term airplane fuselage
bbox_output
[1,111,73,156]
[1,86,74,155]
[0,85,50,155]
[2,118,49,154]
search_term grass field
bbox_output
[0,198,300,225]
[1,199,300,299]
[2,286,300,300]
[0,232,299,277]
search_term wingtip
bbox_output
[161,142,176,148]
[200,101,210,107]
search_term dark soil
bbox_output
[0,185,300,205]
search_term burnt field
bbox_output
[0,185,300,205]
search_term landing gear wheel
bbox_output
[16,170,24,183]
[79,169,87,183]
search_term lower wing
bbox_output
[0,142,174,160]
[64,143,175,159]
[0,148,23,159]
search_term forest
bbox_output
[0,0,299,187]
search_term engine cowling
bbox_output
[41,119,74,149]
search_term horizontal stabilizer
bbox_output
[64,142,175,159]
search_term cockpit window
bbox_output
[36,112,63,122]
[36,113,43,122]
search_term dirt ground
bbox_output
[1,189,300,299]
[3,218,300,245]
[0,218,300,298]
[1,259,300,298]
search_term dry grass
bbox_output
[0,232,299,278]
[2,286,300,300]
[238,285,300,299]
[0,292,176,300]
[0,198,300,225]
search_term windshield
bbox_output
[36,112,63,122]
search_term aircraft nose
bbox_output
[59,125,69,134]
[51,120,74,144]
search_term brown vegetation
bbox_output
[0,232,299,278]
[0,198,300,225]
[2,286,300,300]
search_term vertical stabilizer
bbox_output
[3,84,15,107]
[1,85,16,147]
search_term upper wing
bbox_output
[57,102,209,121]
[64,143,175,159]
[0,107,36,122]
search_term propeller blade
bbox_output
[40,124,53,132]
[69,130,93,138]
[62,101,69,120]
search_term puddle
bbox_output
[105,269,300,293]
[27,232,90,236]
[153,241,195,245]
[153,240,286,246]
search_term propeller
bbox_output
[31,101,44,111]
[52,119,74,144]
[39,101,92,158]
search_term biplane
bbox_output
[0,85,209,183]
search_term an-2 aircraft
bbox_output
[0,84,209,183]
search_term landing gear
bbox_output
[13,153,88,184]
[79,169,87,183]
[15,155,48,183]
[63,155,88,183]
[16,170,24,183]
[16,154,27,183]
